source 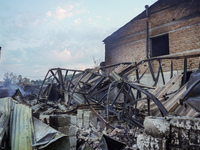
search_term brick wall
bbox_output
[105,40,146,65]
[104,0,200,74]
[169,24,200,54]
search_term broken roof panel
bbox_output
[0,112,9,146]
[33,117,69,150]
[0,97,14,146]
[0,97,71,150]
[0,97,13,115]
[10,102,36,150]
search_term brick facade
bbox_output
[103,0,200,73]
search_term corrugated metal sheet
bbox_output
[33,117,69,150]
[0,97,14,146]
[0,97,13,115]
[10,102,36,150]
[0,97,70,150]
[0,112,9,146]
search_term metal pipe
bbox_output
[180,78,200,104]
[100,53,200,69]
[125,81,168,116]
[145,5,149,59]
[145,5,149,17]
[146,21,149,58]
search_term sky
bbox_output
[0,0,157,81]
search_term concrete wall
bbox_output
[137,116,200,149]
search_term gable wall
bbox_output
[104,0,200,74]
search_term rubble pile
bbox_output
[137,116,200,149]
[0,54,200,149]
[76,117,138,149]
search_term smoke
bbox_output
[7,84,30,97]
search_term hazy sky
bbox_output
[0,0,157,80]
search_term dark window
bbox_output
[151,34,169,57]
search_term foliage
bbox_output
[3,72,20,86]
[3,72,42,86]
[31,79,43,85]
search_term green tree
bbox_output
[3,72,31,86]
[31,79,43,85]
[3,72,19,85]
[22,77,30,84]
[17,75,23,84]
[3,72,11,86]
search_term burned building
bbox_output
[1,1,200,150]
[103,0,200,77]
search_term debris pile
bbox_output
[0,54,200,149]
[137,116,200,149]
